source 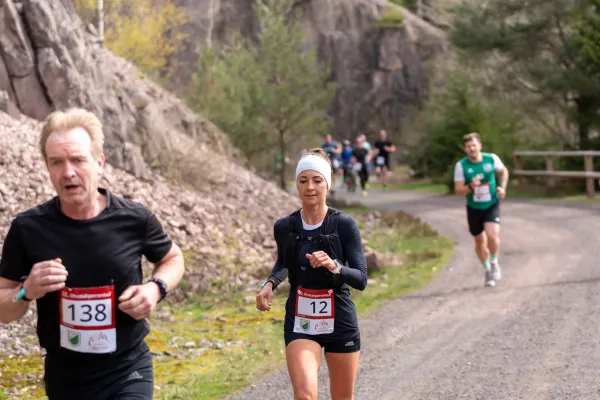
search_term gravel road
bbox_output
[229,189,600,400]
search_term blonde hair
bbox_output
[40,108,104,160]
[462,132,481,144]
[305,147,333,170]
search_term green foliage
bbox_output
[409,72,523,191]
[448,0,600,150]
[193,0,336,188]
[377,7,405,29]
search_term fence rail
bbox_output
[513,150,600,198]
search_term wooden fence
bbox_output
[513,151,600,198]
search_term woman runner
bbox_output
[256,148,368,400]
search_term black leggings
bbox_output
[358,166,369,190]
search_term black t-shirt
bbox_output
[352,147,369,164]
[0,188,172,365]
[375,140,393,159]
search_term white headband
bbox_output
[295,154,332,189]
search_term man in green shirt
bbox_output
[453,132,509,287]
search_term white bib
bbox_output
[376,156,385,166]
[59,285,117,354]
[474,183,491,202]
[294,288,335,335]
[352,162,362,172]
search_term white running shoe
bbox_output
[491,261,501,281]
[484,269,496,287]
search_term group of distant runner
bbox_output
[300,129,397,197]
[0,105,507,400]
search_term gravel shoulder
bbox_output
[229,189,600,400]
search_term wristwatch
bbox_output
[331,260,343,275]
[13,276,32,303]
[149,277,168,303]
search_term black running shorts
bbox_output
[44,344,154,400]
[284,332,361,353]
[466,201,500,236]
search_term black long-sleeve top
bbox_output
[267,210,368,339]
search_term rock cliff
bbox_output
[0,0,238,181]
[168,0,446,142]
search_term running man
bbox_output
[373,130,396,189]
[0,108,185,399]
[453,132,509,287]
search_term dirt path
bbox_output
[229,189,600,400]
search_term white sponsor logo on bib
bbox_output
[59,285,117,354]
[294,288,334,335]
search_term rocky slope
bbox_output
[0,0,238,183]
[168,0,447,142]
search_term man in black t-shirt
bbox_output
[373,129,396,189]
[0,108,185,400]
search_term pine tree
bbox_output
[194,0,336,188]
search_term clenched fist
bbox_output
[118,283,161,320]
[24,258,68,300]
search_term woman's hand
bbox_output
[256,282,273,311]
[306,251,336,272]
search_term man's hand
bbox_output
[470,175,481,188]
[23,258,68,300]
[497,186,506,199]
[306,251,336,272]
[118,283,161,320]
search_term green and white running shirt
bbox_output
[454,152,505,209]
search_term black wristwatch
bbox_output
[149,277,168,303]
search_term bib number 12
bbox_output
[311,301,328,314]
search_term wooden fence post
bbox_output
[513,153,522,188]
[584,155,595,198]
[546,155,555,189]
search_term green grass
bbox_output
[370,180,448,193]
[1,209,454,400]
[376,176,600,204]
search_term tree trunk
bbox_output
[575,96,595,150]
[278,130,287,190]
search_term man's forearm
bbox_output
[499,170,509,189]
[151,254,185,292]
[0,287,30,324]
[455,183,472,196]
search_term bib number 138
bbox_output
[59,285,117,354]
[65,302,110,325]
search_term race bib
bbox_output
[294,288,334,335]
[332,159,341,169]
[353,162,362,172]
[59,285,117,354]
[474,183,491,202]
[376,156,385,166]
